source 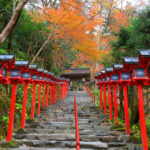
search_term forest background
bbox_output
[0,0,150,141]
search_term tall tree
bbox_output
[30,0,113,63]
[0,0,29,44]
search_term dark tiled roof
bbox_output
[48,72,52,75]
[29,64,37,69]
[63,68,90,75]
[44,70,48,74]
[114,64,123,69]
[123,57,139,64]
[139,49,150,57]
[101,69,105,74]
[15,60,28,66]
[0,55,14,61]
[37,68,44,72]
[105,68,113,72]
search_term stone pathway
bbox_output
[0,91,141,150]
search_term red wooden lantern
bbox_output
[7,60,28,141]
[101,69,107,114]
[123,56,148,150]
[37,68,44,115]
[50,73,55,104]
[114,64,130,135]
[0,55,14,84]
[56,77,60,102]
[48,72,54,105]
[20,62,31,129]
[30,65,38,119]
[139,49,150,85]
[109,64,122,122]
[105,68,113,121]
[46,72,51,106]
[99,73,103,110]
[42,70,48,109]
[52,77,57,103]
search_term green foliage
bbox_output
[0,49,7,54]
[1,115,9,133]
[1,140,20,148]
[102,7,150,66]
[146,118,150,140]
[131,123,140,136]
[116,118,125,128]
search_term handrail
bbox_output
[85,86,95,105]
[74,96,80,150]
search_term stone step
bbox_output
[14,134,75,141]
[25,124,111,131]
[0,91,136,150]
[15,140,109,149]
[9,148,96,150]
[24,129,75,134]
[80,135,119,142]
[13,132,120,143]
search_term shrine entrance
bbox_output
[62,68,91,91]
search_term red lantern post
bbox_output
[118,63,132,135]
[0,55,14,84]
[7,60,28,141]
[101,70,107,114]
[105,68,113,121]
[20,61,31,128]
[37,68,44,115]
[0,55,15,141]
[30,65,38,119]
[42,70,48,109]
[57,83,59,101]
[110,67,120,122]
[123,55,148,150]
[46,72,51,106]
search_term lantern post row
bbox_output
[95,49,150,150]
[0,54,69,141]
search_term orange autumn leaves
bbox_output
[71,53,103,74]
[30,0,108,61]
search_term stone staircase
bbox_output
[0,91,141,150]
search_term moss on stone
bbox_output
[70,126,75,129]
[129,135,142,144]
[123,145,128,149]
[1,140,20,148]
[105,118,110,123]
[111,124,123,130]
[26,118,37,124]
[15,128,26,134]
[114,128,126,131]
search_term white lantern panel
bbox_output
[112,75,119,81]
[11,69,19,77]
[106,76,110,81]
[32,74,37,80]
[121,73,129,80]
[39,76,43,80]
[22,72,30,79]
[135,68,145,77]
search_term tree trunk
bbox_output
[31,31,54,64]
[0,0,29,44]
[8,32,13,51]
[129,86,139,125]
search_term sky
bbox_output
[123,0,149,7]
